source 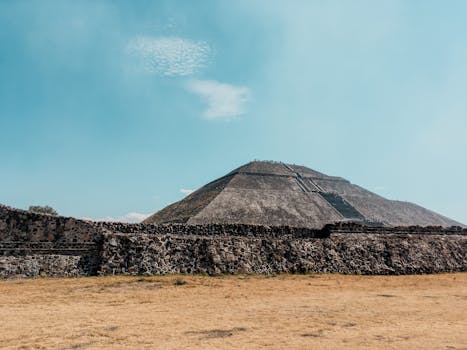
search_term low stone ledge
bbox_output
[0,242,99,255]
[323,222,467,236]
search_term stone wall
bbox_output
[98,221,325,238]
[99,232,467,276]
[322,222,466,235]
[0,205,103,277]
[0,253,100,278]
[1,205,466,277]
[0,205,102,243]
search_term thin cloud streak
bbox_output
[180,189,194,195]
[84,212,150,223]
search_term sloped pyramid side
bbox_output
[144,175,232,224]
[144,161,344,227]
[144,161,464,228]
[186,172,343,227]
[312,177,461,227]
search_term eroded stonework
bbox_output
[99,232,466,276]
[1,205,466,278]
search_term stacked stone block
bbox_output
[1,205,466,278]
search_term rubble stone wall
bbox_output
[99,232,467,276]
[1,205,466,277]
[0,205,102,243]
[0,253,100,278]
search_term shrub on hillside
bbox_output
[28,205,58,216]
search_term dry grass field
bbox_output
[0,273,466,350]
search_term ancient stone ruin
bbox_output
[1,161,466,278]
[144,161,462,227]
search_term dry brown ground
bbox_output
[0,273,466,350]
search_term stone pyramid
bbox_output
[144,161,462,228]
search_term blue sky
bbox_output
[1,0,466,224]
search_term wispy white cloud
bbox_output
[126,36,211,76]
[185,79,251,121]
[120,212,150,222]
[83,212,150,223]
[180,188,194,195]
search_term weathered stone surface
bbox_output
[144,161,465,228]
[0,254,99,278]
[98,232,467,276]
[0,204,102,243]
[1,204,466,278]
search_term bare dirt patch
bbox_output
[0,273,466,349]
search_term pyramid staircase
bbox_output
[281,162,365,221]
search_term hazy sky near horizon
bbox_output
[1,0,466,224]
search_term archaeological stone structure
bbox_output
[144,161,463,228]
[1,161,466,278]
[1,204,466,278]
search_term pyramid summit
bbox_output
[144,161,462,228]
